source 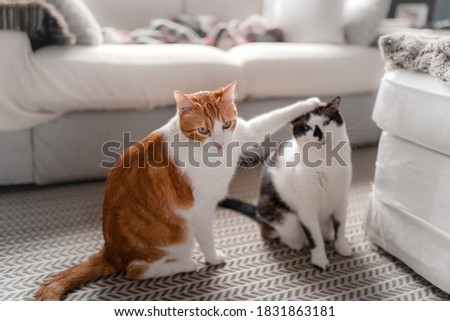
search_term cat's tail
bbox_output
[219,198,269,225]
[219,199,280,240]
[35,249,116,301]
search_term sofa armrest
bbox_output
[0,31,60,131]
[0,30,33,62]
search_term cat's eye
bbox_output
[198,127,210,135]
[223,120,232,129]
[301,124,311,131]
[323,120,331,126]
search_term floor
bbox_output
[0,147,449,300]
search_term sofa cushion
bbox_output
[373,69,450,156]
[228,43,384,98]
[84,0,184,29]
[31,44,245,115]
[0,31,64,131]
[264,0,345,44]
[46,0,103,45]
[343,0,391,46]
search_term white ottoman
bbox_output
[365,69,450,293]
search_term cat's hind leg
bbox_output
[321,219,335,243]
[260,223,280,241]
[273,213,306,251]
[127,257,197,280]
[126,239,197,280]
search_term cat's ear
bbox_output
[174,90,195,112]
[326,96,341,115]
[221,81,237,104]
[291,115,304,125]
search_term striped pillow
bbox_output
[0,0,75,50]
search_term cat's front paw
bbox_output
[311,255,329,272]
[303,97,321,110]
[205,250,226,265]
[335,241,353,257]
[306,97,321,106]
[299,97,321,114]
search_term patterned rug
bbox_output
[1,147,449,301]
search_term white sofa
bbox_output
[0,0,386,185]
[366,69,450,293]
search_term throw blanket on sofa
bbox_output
[103,15,283,50]
[0,0,75,50]
[379,33,450,85]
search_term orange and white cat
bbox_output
[35,81,320,300]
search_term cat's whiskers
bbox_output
[345,121,363,133]
[239,153,261,177]
[343,121,370,148]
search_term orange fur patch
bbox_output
[103,131,194,272]
[35,131,195,300]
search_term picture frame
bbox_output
[388,0,436,27]
[395,3,429,27]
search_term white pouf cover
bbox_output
[367,70,450,293]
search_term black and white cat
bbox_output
[220,97,352,271]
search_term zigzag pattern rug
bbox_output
[1,147,449,300]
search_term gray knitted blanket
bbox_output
[378,33,450,84]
